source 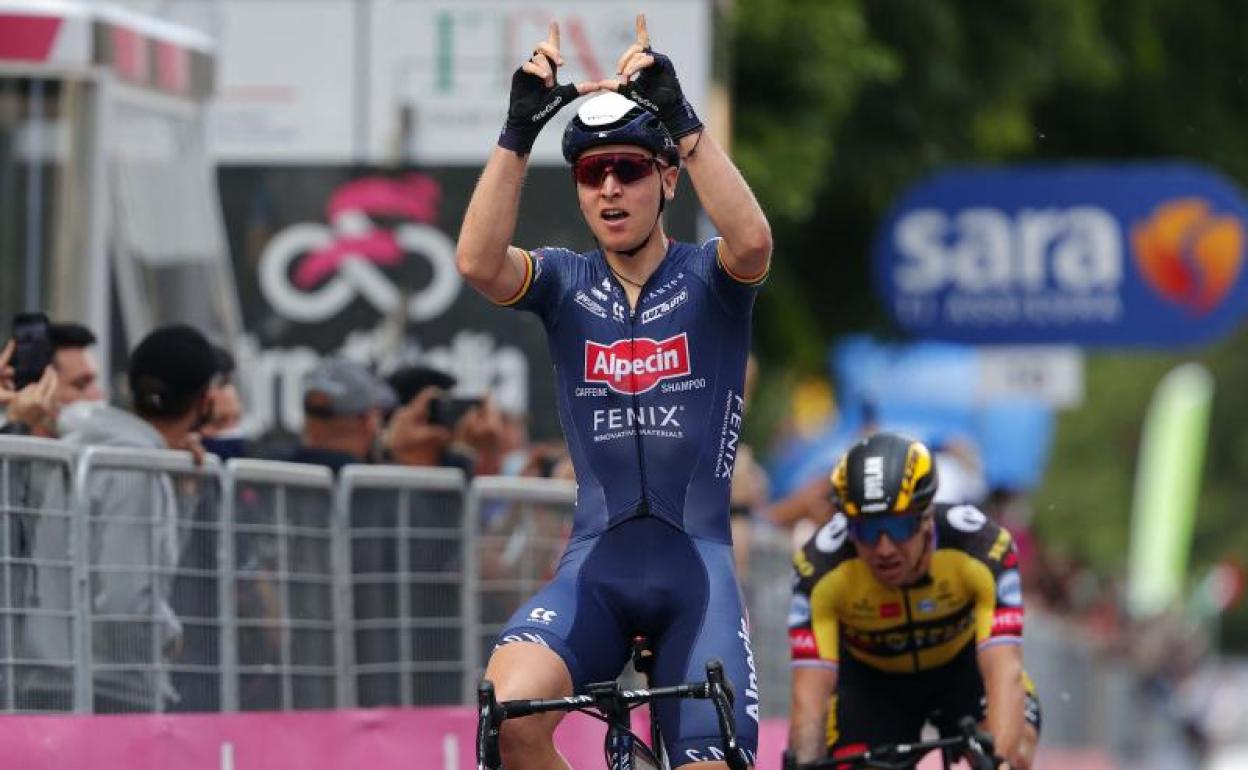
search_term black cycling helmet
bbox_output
[562,92,679,166]
[830,431,939,517]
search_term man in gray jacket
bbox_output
[20,325,218,712]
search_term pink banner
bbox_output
[5,708,1114,770]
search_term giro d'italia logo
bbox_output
[1131,198,1245,315]
[259,173,460,323]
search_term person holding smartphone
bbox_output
[0,313,59,435]
[0,340,58,436]
[1,316,106,437]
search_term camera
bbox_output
[428,394,483,428]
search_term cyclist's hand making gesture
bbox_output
[609,14,703,140]
[460,20,613,304]
[601,13,772,286]
[498,22,609,155]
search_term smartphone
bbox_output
[428,395,482,428]
[10,312,53,389]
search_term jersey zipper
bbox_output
[901,586,920,673]
[606,265,651,518]
[627,303,650,516]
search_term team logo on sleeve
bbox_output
[991,608,1025,636]
[815,513,849,553]
[947,505,987,532]
[996,570,1023,607]
[788,595,811,627]
[584,333,692,394]
[789,628,818,659]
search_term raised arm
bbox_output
[611,14,772,280]
[676,130,772,280]
[455,150,534,303]
[455,22,602,303]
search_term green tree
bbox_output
[730,0,1248,645]
[729,0,898,370]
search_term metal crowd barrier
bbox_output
[0,436,78,713]
[77,446,224,714]
[336,465,468,707]
[465,476,576,691]
[225,459,338,712]
[0,434,1146,746]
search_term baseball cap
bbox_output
[129,324,219,417]
[386,364,457,406]
[302,358,397,418]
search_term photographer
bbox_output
[381,365,493,477]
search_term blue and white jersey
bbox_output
[501,238,764,543]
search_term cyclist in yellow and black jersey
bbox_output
[787,432,1040,770]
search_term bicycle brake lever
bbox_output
[476,680,502,769]
[704,658,736,707]
[957,716,997,770]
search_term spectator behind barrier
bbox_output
[48,322,105,411]
[201,345,248,461]
[281,358,396,474]
[0,321,105,438]
[20,324,219,713]
[382,365,477,477]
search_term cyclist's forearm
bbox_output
[457,147,528,291]
[790,714,828,764]
[679,131,772,278]
[981,648,1026,762]
[789,667,836,762]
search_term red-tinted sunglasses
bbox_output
[572,153,662,187]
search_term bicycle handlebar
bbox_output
[498,680,714,719]
[782,716,998,770]
[478,658,748,770]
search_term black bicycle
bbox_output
[477,637,749,770]
[781,717,998,770]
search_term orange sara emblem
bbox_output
[1132,199,1245,314]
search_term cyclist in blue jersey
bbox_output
[456,15,771,770]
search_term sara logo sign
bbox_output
[584,333,692,394]
[259,173,460,323]
[874,164,1248,346]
